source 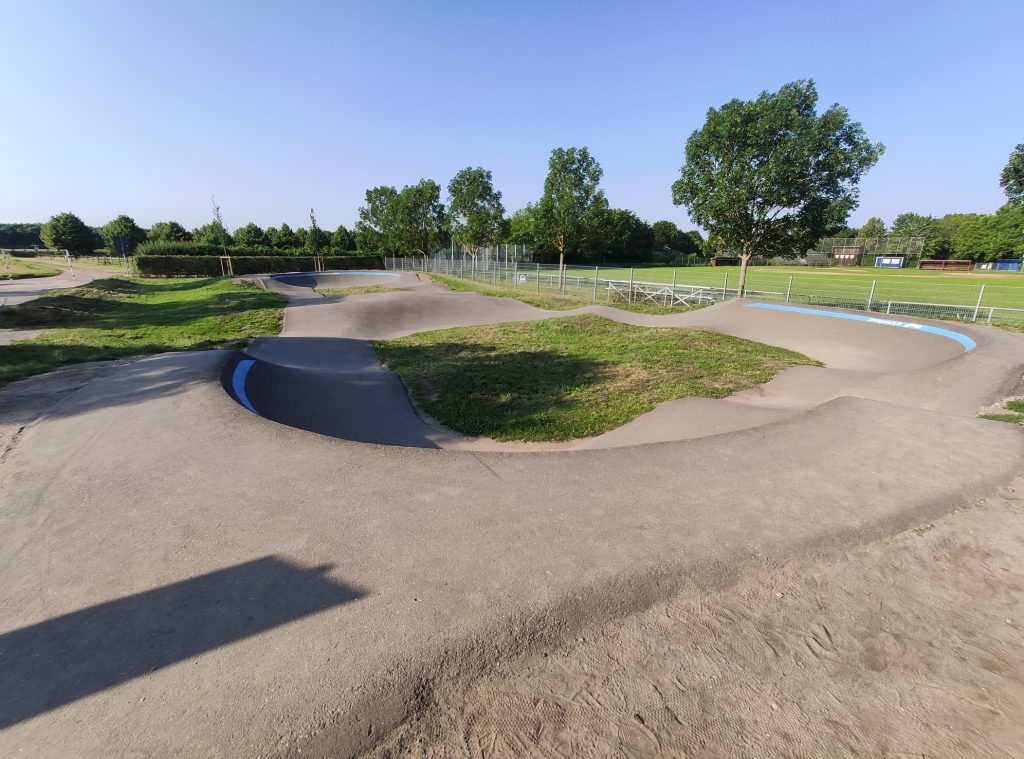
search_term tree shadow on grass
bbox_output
[376,341,614,441]
[0,556,365,728]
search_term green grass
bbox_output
[0,277,285,385]
[567,265,1024,309]
[430,274,703,314]
[374,314,818,441]
[2,259,62,279]
[980,398,1024,425]
[316,285,409,297]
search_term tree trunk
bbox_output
[558,248,566,292]
[738,249,751,297]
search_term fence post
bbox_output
[723,272,729,299]
[628,268,634,303]
[785,276,793,303]
[867,280,877,312]
[972,284,986,322]
[593,266,599,301]
[670,269,677,307]
[537,263,541,292]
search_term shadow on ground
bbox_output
[0,556,365,728]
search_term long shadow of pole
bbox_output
[0,556,365,728]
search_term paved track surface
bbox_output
[1,271,1023,757]
[236,271,993,449]
[0,268,99,308]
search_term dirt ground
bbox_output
[363,478,1024,759]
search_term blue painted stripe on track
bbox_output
[232,359,258,413]
[745,303,977,352]
[270,270,399,279]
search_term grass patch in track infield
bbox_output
[374,314,818,441]
[316,286,409,297]
[0,277,285,386]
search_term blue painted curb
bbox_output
[746,303,977,352]
[231,358,258,413]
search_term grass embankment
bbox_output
[980,399,1024,425]
[430,274,700,314]
[2,259,62,279]
[375,315,818,441]
[316,286,409,297]
[0,277,284,386]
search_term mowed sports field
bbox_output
[552,264,1024,309]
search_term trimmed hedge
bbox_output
[137,255,384,277]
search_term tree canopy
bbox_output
[355,185,399,253]
[391,180,448,255]
[148,221,192,243]
[100,214,146,254]
[672,79,884,292]
[267,223,301,249]
[652,220,702,256]
[1001,143,1024,204]
[447,167,505,258]
[536,146,608,274]
[40,212,95,256]
[331,224,355,252]
[192,220,232,247]
[232,222,270,248]
[857,217,887,238]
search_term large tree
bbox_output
[232,222,270,248]
[192,220,232,247]
[585,208,654,262]
[331,224,355,252]
[391,179,447,255]
[536,146,608,281]
[355,185,399,253]
[148,221,192,243]
[447,167,505,268]
[40,211,95,256]
[857,217,887,239]
[100,214,146,254]
[672,80,884,294]
[890,212,936,239]
[1001,143,1024,205]
[268,222,301,249]
[504,205,542,248]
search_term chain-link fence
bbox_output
[387,255,1024,327]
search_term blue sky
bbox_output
[2,0,1021,232]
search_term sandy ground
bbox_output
[364,477,1024,759]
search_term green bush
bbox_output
[136,255,384,277]
[136,241,284,257]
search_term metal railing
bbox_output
[386,255,1024,327]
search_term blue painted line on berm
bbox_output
[746,303,977,352]
[232,359,258,413]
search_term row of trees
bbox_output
[827,206,1024,262]
[31,210,359,258]
[352,161,705,264]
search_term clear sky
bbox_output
[2,0,1021,233]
